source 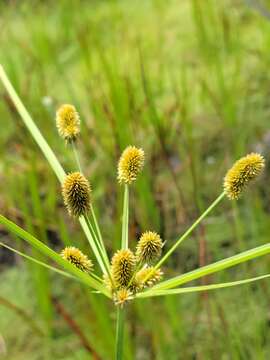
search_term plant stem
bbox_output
[84,215,112,281]
[71,141,82,173]
[72,141,110,269]
[90,203,108,261]
[115,185,130,359]
[121,185,129,249]
[115,307,125,360]
[155,191,225,270]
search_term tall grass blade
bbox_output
[150,243,270,291]
[0,242,77,280]
[0,214,109,296]
[137,273,270,298]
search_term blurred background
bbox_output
[0,0,270,359]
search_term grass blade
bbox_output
[0,241,77,281]
[137,273,270,298]
[0,214,110,296]
[150,242,270,291]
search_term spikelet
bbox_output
[136,231,163,264]
[111,249,136,288]
[224,153,265,200]
[56,104,80,142]
[61,246,93,272]
[114,288,132,306]
[62,172,91,217]
[132,267,163,291]
[117,146,145,184]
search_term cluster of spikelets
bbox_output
[108,232,164,305]
[56,103,265,306]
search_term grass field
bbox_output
[0,0,270,359]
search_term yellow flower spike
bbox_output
[62,172,91,217]
[114,288,132,307]
[117,146,145,184]
[131,267,163,292]
[56,104,80,142]
[111,249,136,288]
[136,231,163,264]
[61,246,93,272]
[224,153,265,200]
[136,267,163,288]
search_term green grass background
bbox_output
[0,0,270,358]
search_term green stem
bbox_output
[121,185,129,249]
[90,203,108,261]
[154,191,225,270]
[84,215,112,280]
[71,141,82,173]
[72,141,110,270]
[115,307,125,360]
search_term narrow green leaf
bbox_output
[0,214,110,297]
[151,242,270,291]
[0,241,76,281]
[136,273,270,298]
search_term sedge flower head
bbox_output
[114,288,132,306]
[117,146,145,184]
[56,104,80,142]
[131,267,163,292]
[136,231,163,264]
[224,153,265,200]
[62,172,91,217]
[61,246,93,272]
[111,249,136,288]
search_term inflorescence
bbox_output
[62,172,91,217]
[56,104,80,143]
[61,246,93,273]
[117,146,145,184]
[224,153,265,199]
[56,103,266,307]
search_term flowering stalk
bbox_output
[153,192,225,271]
[121,185,129,249]
[67,125,110,274]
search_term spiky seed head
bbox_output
[114,288,132,306]
[61,246,93,272]
[56,104,80,142]
[62,172,91,217]
[136,231,163,264]
[224,153,265,200]
[111,249,136,288]
[135,267,163,289]
[117,146,145,184]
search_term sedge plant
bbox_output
[0,65,270,359]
